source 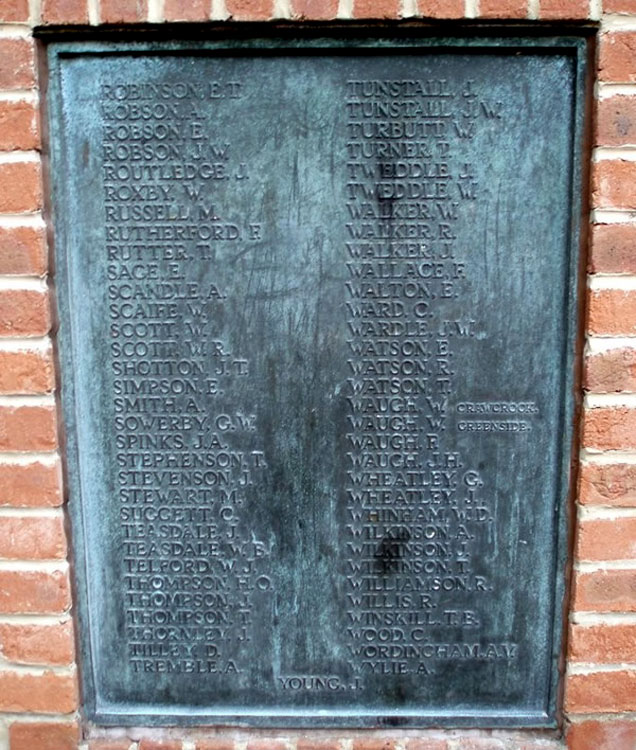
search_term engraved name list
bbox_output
[50,43,583,725]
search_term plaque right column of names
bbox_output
[342,77,520,683]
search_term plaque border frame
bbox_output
[45,31,590,730]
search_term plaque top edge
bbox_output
[45,34,589,58]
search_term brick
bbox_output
[245,743,286,750]
[0,461,62,508]
[566,670,636,713]
[353,0,400,17]
[593,160,636,209]
[589,223,636,274]
[138,742,182,750]
[573,569,636,611]
[0,160,41,213]
[41,0,89,23]
[352,741,397,750]
[0,100,39,151]
[0,569,71,614]
[226,0,273,19]
[101,0,148,22]
[297,741,342,750]
[0,161,42,213]
[0,39,35,89]
[0,515,66,559]
[583,407,636,451]
[579,462,636,506]
[567,719,636,750]
[0,290,50,337]
[0,225,47,275]
[291,0,338,18]
[600,32,636,84]
[417,0,464,16]
[195,741,235,750]
[164,0,210,20]
[9,721,79,750]
[577,517,636,560]
[0,669,77,712]
[88,742,133,750]
[606,0,636,10]
[588,289,636,336]
[0,621,74,665]
[597,96,636,147]
[569,623,636,662]
[0,348,55,394]
[405,740,448,750]
[479,0,527,17]
[585,348,636,393]
[538,0,588,18]
[454,741,505,750]
[0,0,29,22]
[0,405,57,451]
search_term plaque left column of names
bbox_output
[97,70,272,684]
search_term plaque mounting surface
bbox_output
[47,35,587,728]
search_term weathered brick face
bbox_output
[0,2,634,750]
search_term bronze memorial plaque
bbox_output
[47,34,587,726]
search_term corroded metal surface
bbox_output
[47,35,587,727]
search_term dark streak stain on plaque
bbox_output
[47,35,587,727]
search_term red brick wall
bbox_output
[0,2,634,750]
